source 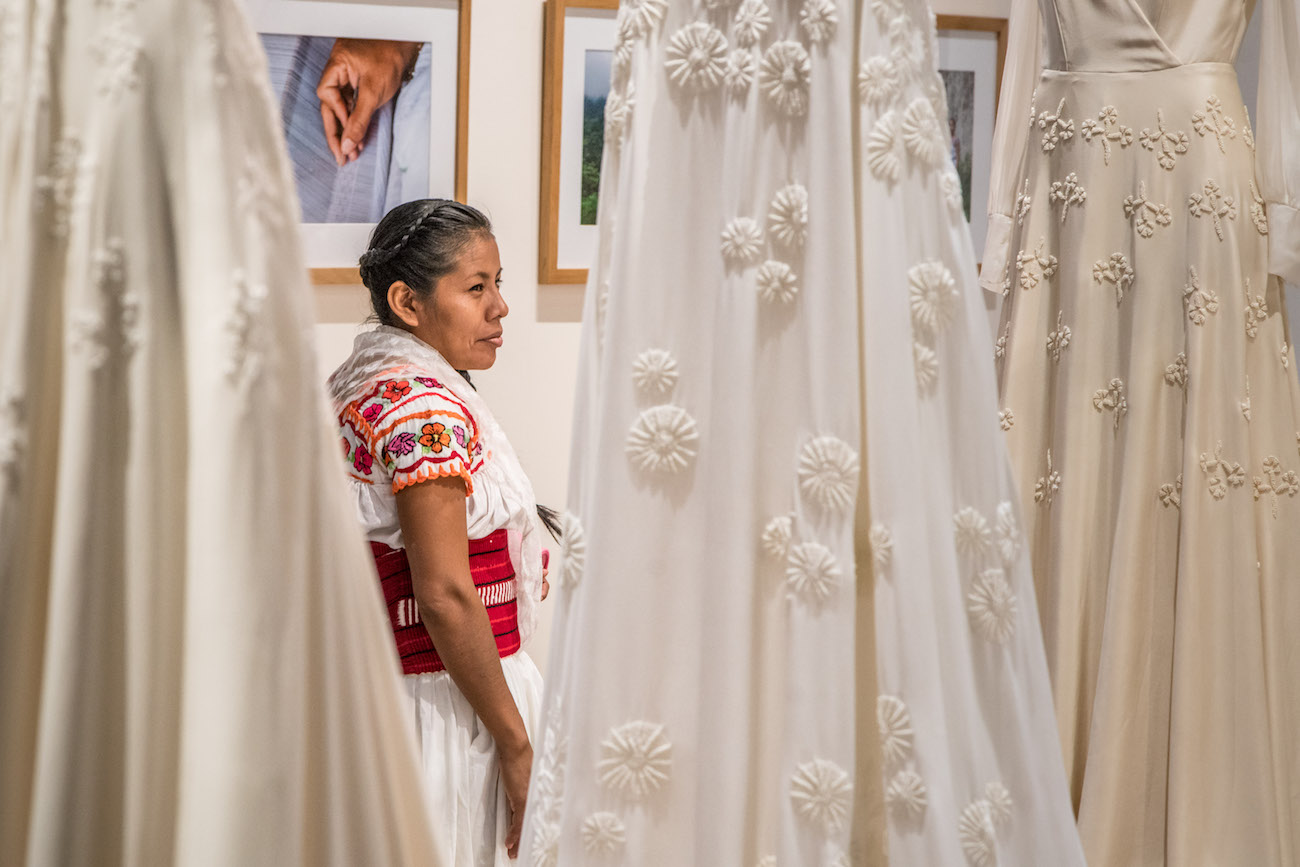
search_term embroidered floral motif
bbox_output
[76,237,141,368]
[761,513,794,560]
[386,431,417,457]
[866,111,903,183]
[785,542,842,604]
[1244,278,1268,340]
[994,502,1021,564]
[1159,475,1182,510]
[604,85,634,149]
[1048,172,1086,222]
[1191,95,1237,153]
[580,812,627,855]
[941,169,964,213]
[733,0,771,47]
[382,380,412,402]
[226,269,269,385]
[1036,98,1074,152]
[953,506,992,558]
[1199,440,1246,500]
[907,260,958,334]
[626,405,699,474]
[597,720,673,798]
[1139,110,1190,170]
[1014,178,1032,225]
[768,183,809,248]
[984,782,1014,829]
[913,342,939,394]
[1164,352,1188,389]
[877,695,914,765]
[797,435,859,514]
[870,523,894,570]
[902,98,946,166]
[419,422,451,453]
[1124,181,1173,237]
[1243,112,1256,150]
[1015,239,1059,291]
[858,55,900,110]
[352,444,374,475]
[1182,266,1220,325]
[968,568,1017,644]
[415,376,440,388]
[632,348,679,397]
[1253,457,1299,518]
[798,0,838,45]
[721,217,764,266]
[790,758,853,832]
[1080,105,1133,164]
[999,409,1014,431]
[758,41,811,117]
[1046,311,1071,362]
[98,0,142,99]
[958,800,998,867]
[1284,342,1293,370]
[559,511,586,588]
[756,260,799,304]
[530,823,560,867]
[36,131,87,239]
[665,23,728,91]
[723,49,755,97]
[1092,379,1128,431]
[885,770,929,822]
[1092,253,1134,305]
[1034,449,1061,506]
[1187,180,1237,241]
[994,324,1009,361]
[1249,180,1269,235]
[1241,378,1252,423]
[622,0,667,38]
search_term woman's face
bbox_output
[413,234,508,370]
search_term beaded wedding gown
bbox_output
[0,1,441,864]
[521,0,1084,864]
[982,1,1300,863]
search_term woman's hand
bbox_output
[499,739,533,858]
[315,38,420,166]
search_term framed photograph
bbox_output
[539,0,619,285]
[935,15,1007,265]
[244,0,471,284]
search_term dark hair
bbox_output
[358,199,494,326]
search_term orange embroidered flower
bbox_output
[419,422,451,453]
[382,380,412,402]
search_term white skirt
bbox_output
[403,652,544,867]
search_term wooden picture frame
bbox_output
[934,15,1008,263]
[246,0,472,285]
[539,0,619,286]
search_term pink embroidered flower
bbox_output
[453,425,469,448]
[387,431,417,456]
[352,444,374,475]
[382,380,412,402]
[415,376,441,389]
[361,403,383,424]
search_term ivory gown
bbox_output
[0,1,442,864]
[982,0,1300,864]
[520,0,1085,864]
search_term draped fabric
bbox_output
[0,1,441,864]
[983,1,1300,864]
[521,1,1084,864]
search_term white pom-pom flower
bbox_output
[665,22,728,91]
[797,435,860,514]
[626,405,700,474]
[767,183,809,248]
[756,260,799,304]
[758,41,812,117]
[632,348,679,398]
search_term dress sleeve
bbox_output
[1256,0,1300,285]
[343,377,482,496]
[980,0,1043,292]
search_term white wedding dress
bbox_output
[521,0,1085,864]
[0,1,441,864]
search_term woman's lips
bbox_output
[483,335,503,347]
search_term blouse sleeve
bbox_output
[1256,0,1300,285]
[342,377,482,496]
[979,0,1043,293]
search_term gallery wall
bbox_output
[312,0,1281,669]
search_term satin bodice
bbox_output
[1041,0,1256,71]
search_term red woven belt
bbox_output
[370,527,520,675]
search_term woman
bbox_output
[328,199,547,865]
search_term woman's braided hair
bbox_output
[358,199,494,326]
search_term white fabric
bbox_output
[521,1,1084,865]
[0,1,440,865]
[405,653,544,867]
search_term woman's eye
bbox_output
[470,283,484,292]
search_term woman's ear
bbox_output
[386,281,421,329]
